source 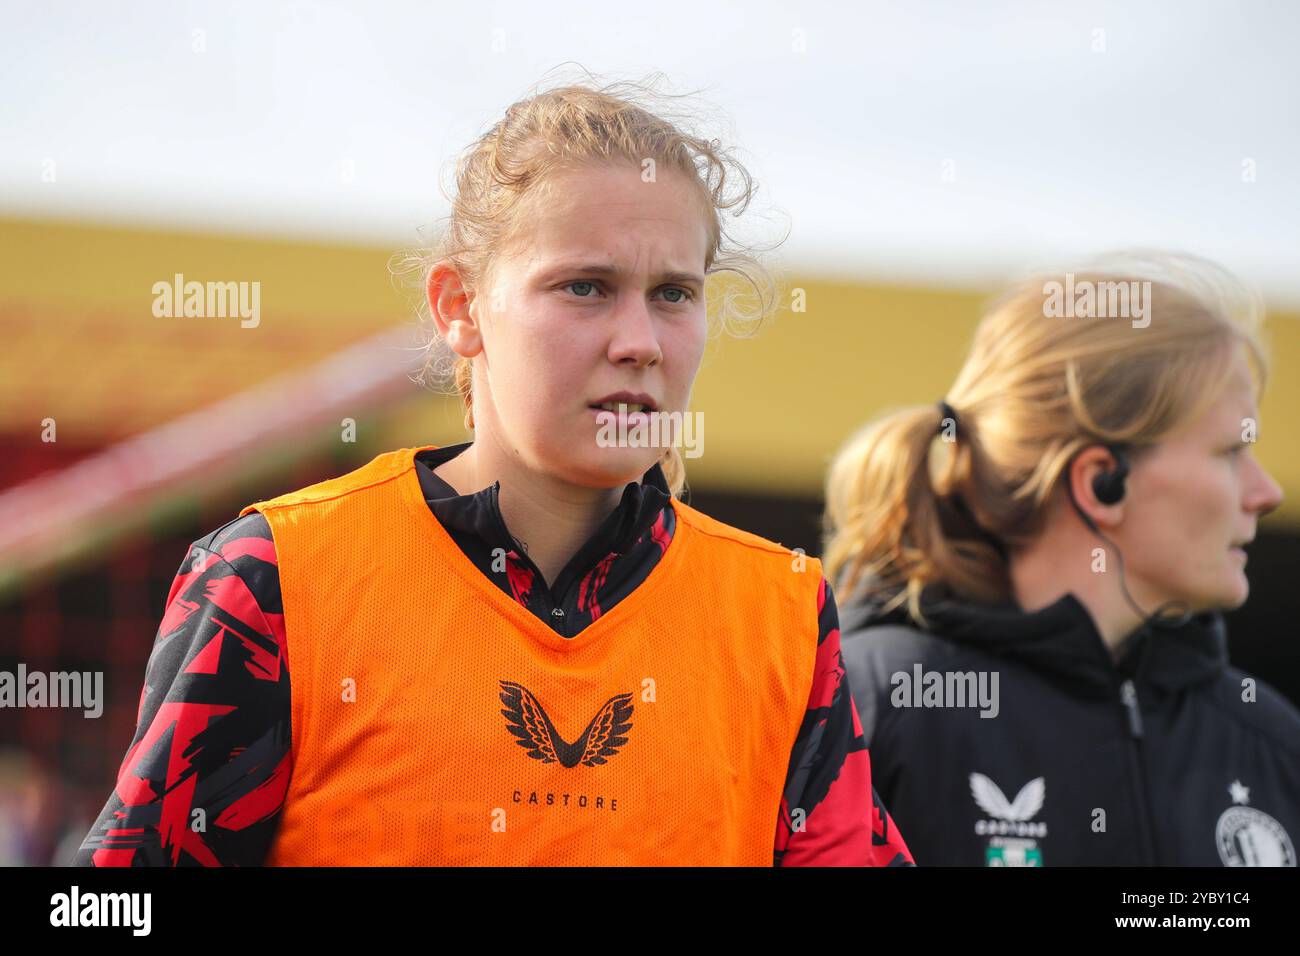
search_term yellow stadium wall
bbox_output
[2,215,1297,528]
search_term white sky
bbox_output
[2,0,1298,302]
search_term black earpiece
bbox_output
[1068,442,1191,630]
[1091,444,1130,506]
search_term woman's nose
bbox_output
[1246,453,1284,517]
[610,299,662,367]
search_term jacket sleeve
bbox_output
[774,576,914,866]
[72,513,291,866]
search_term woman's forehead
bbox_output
[499,198,710,277]
[523,256,706,286]
[1179,367,1259,440]
[516,161,706,223]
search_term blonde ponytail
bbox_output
[822,403,1007,622]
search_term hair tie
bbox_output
[937,400,959,435]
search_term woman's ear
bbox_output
[1068,445,1128,530]
[427,261,483,359]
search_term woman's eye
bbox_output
[564,282,693,303]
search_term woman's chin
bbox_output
[560,448,659,489]
[1223,576,1250,610]
[1198,574,1250,612]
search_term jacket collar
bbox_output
[842,586,1228,698]
[412,442,671,558]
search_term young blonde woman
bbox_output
[825,255,1298,866]
[74,76,912,867]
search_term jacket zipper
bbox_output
[1119,678,1160,864]
[487,485,576,638]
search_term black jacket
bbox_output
[839,591,1300,866]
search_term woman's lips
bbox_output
[590,405,653,427]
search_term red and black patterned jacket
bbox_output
[74,442,913,867]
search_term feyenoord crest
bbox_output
[970,772,1047,866]
[1216,780,1295,867]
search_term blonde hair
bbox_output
[392,68,782,498]
[823,253,1269,623]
